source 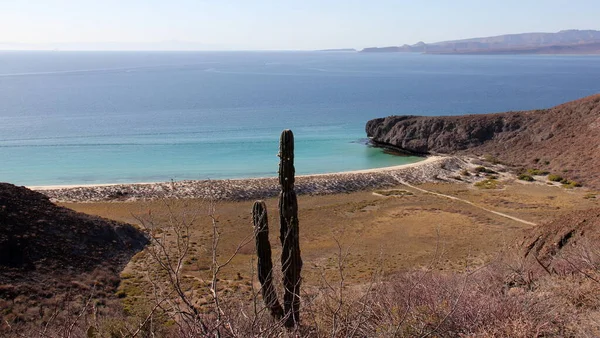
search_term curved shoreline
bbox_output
[33,156,470,203]
[29,156,436,191]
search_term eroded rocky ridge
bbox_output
[522,207,600,272]
[366,94,600,188]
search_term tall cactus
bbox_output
[252,200,283,319]
[252,129,303,329]
[278,129,302,328]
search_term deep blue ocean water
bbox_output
[1,51,600,186]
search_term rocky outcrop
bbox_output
[522,208,600,272]
[366,94,600,188]
[366,112,536,154]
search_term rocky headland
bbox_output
[366,94,600,188]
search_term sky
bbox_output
[1,0,599,50]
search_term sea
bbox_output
[1,51,600,186]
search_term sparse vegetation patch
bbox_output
[562,180,582,188]
[374,189,414,196]
[518,174,535,182]
[527,168,549,176]
[474,178,501,189]
[483,154,502,164]
[473,166,497,174]
[548,174,564,182]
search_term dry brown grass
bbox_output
[7,237,598,337]
[5,181,599,336]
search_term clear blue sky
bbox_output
[1,0,599,50]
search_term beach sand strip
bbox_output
[32,156,471,203]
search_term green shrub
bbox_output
[518,174,534,182]
[527,168,549,176]
[474,166,497,174]
[562,180,582,188]
[474,179,500,189]
[548,174,563,182]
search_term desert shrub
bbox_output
[562,180,582,188]
[375,189,414,196]
[483,154,502,164]
[518,174,534,182]
[474,179,500,189]
[527,168,549,176]
[473,166,497,174]
[548,174,564,182]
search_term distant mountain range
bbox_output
[317,48,357,52]
[362,30,600,54]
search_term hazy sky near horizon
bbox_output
[1,0,599,50]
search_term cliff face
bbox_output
[366,94,600,187]
[366,112,536,154]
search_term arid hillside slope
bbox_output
[523,207,600,270]
[366,94,600,188]
[0,183,148,326]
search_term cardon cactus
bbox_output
[278,129,302,328]
[252,129,303,328]
[252,200,283,319]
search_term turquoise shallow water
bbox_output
[1,51,600,186]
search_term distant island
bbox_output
[361,29,600,55]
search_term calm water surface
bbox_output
[1,51,599,185]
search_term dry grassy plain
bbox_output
[62,179,598,312]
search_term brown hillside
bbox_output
[522,208,600,272]
[366,94,600,188]
[0,183,148,327]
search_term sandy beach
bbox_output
[31,155,476,203]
